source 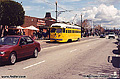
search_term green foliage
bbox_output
[0,1,25,26]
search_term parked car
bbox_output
[100,34,106,38]
[0,35,41,65]
[117,33,120,41]
[118,33,120,38]
[108,32,115,39]
[118,41,120,52]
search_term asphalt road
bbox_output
[0,36,119,79]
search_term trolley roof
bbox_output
[51,23,81,29]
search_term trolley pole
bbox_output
[55,1,57,23]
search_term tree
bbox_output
[0,0,11,1]
[0,0,25,37]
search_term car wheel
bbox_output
[9,52,16,65]
[33,49,38,58]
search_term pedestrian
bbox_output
[23,30,25,35]
[33,31,36,39]
[43,32,47,40]
[38,32,42,40]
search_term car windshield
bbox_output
[0,37,20,45]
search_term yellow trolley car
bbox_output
[50,23,81,42]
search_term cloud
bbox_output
[60,0,81,2]
[22,0,120,28]
[23,5,46,17]
[87,4,120,28]
[84,4,120,28]
[23,6,33,11]
[92,0,120,6]
[98,0,120,4]
[31,0,81,4]
[31,0,48,3]
[95,4,117,20]
[58,4,120,28]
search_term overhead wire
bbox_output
[41,0,76,14]
[41,0,67,10]
[41,0,82,23]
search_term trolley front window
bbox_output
[51,28,56,33]
[56,28,62,33]
[51,28,64,33]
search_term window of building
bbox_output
[31,19,34,21]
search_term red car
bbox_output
[0,35,41,65]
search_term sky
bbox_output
[14,0,120,29]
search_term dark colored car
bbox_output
[0,35,41,65]
[118,33,120,38]
[118,41,120,52]
[100,34,106,38]
[117,33,120,52]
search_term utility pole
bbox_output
[55,1,57,23]
[81,14,82,38]
[92,20,94,35]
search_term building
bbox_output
[21,12,56,38]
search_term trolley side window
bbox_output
[66,30,67,33]
[68,30,72,33]
[68,30,70,33]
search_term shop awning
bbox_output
[25,26,39,30]
[17,26,24,29]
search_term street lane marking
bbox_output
[23,60,45,70]
[70,49,77,53]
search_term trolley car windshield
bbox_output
[51,28,62,33]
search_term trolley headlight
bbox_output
[0,52,5,55]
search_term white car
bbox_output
[108,32,115,39]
